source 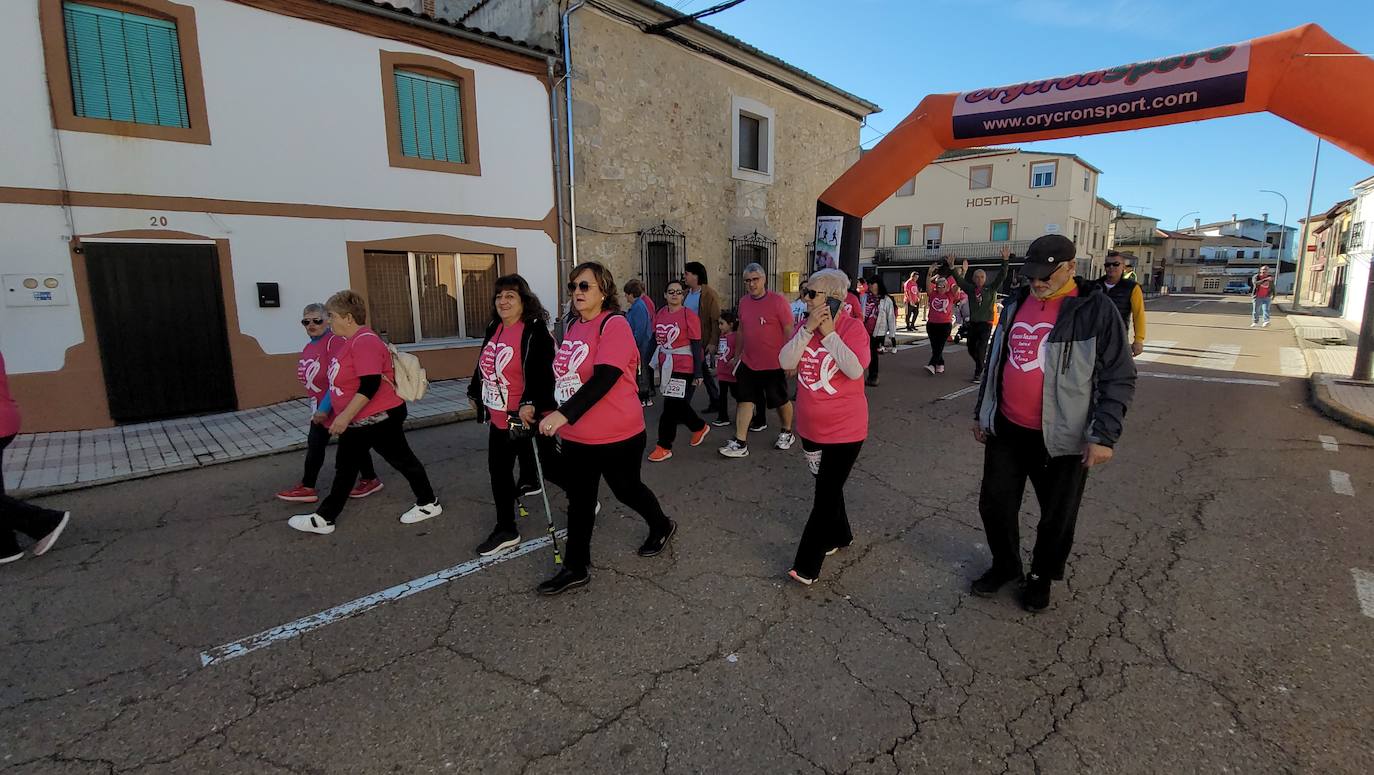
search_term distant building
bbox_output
[1110,212,1161,291]
[1345,176,1373,327]
[1183,214,1298,261]
[1300,199,1358,313]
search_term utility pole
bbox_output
[1291,138,1322,310]
[1354,270,1374,380]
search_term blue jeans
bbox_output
[1252,296,1271,323]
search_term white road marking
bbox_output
[1352,569,1374,618]
[939,385,980,401]
[1136,340,1178,364]
[1138,371,1279,387]
[1187,300,1205,310]
[1281,347,1308,377]
[200,531,567,667]
[1330,470,1355,497]
[1203,343,1242,372]
[1319,435,1339,452]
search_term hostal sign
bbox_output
[967,195,1018,208]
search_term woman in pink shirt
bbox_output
[648,279,709,462]
[778,269,871,585]
[288,290,438,535]
[924,273,964,375]
[537,262,676,595]
[1,352,71,565]
[276,303,381,504]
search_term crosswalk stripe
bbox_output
[1136,340,1178,363]
[1351,569,1374,618]
[1281,347,1308,377]
[1203,343,1242,372]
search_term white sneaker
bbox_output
[718,439,749,458]
[400,501,443,524]
[1250,322,1258,327]
[925,364,937,375]
[288,514,335,535]
[1263,320,1271,327]
[31,512,71,556]
[774,430,795,450]
[1,551,23,565]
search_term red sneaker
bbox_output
[647,446,673,462]
[350,478,385,499]
[276,484,318,503]
[690,425,710,447]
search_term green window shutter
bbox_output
[63,2,189,129]
[992,221,1010,241]
[394,70,465,164]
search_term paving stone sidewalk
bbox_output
[1285,307,1374,435]
[2,378,475,497]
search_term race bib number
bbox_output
[663,377,687,399]
[555,372,583,405]
[481,378,508,412]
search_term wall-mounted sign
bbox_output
[966,195,1019,208]
[1044,224,1061,233]
[4,274,70,307]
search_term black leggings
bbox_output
[966,321,993,377]
[792,437,863,578]
[657,371,705,449]
[302,421,376,488]
[316,404,434,522]
[868,336,881,380]
[561,431,671,572]
[1,435,65,556]
[905,303,919,330]
[927,322,953,366]
[488,423,565,533]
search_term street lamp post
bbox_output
[1291,138,1323,310]
[1175,211,1199,232]
[1259,190,1289,292]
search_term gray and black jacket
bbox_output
[974,278,1137,456]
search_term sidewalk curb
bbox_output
[1309,372,1374,437]
[12,406,478,500]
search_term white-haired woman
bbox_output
[778,268,870,585]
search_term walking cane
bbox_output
[511,416,562,565]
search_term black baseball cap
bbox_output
[1020,234,1077,280]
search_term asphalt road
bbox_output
[3,294,1372,774]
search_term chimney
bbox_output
[1194,218,1201,231]
[1262,212,1269,226]
[1231,214,1238,224]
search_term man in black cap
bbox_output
[969,234,1137,612]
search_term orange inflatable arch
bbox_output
[813,23,1374,276]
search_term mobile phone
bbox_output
[825,297,842,318]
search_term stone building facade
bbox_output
[461,0,878,304]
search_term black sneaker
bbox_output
[517,481,543,497]
[971,566,1023,597]
[637,520,677,557]
[1021,573,1051,612]
[476,529,521,557]
[710,417,732,427]
[748,421,768,433]
[537,567,590,596]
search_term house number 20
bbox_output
[149,216,169,227]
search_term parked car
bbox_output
[1223,280,1250,294]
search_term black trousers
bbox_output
[658,372,706,448]
[488,423,565,533]
[715,382,733,422]
[966,321,993,377]
[302,422,376,488]
[792,437,863,579]
[561,431,671,573]
[701,357,721,414]
[927,322,953,366]
[868,336,881,380]
[978,414,1090,580]
[905,302,919,330]
[316,404,435,522]
[1,435,66,555]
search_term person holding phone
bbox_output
[648,279,709,462]
[779,269,871,585]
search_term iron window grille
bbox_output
[639,222,687,307]
[729,230,778,302]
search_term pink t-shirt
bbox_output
[926,284,961,324]
[479,321,525,431]
[0,351,20,438]
[653,306,701,374]
[1000,287,1078,430]
[328,327,403,423]
[738,291,792,371]
[553,312,643,444]
[298,333,341,413]
[716,331,738,383]
[903,279,921,305]
[841,292,862,320]
[794,314,871,444]
[861,293,879,334]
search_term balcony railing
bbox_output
[871,239,1033,266]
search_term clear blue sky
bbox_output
[676,0,1373,235]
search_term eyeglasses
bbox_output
[301,318,324,326]
[665,289,684,295]
[1104,262,1121,268]
[567,280,594,293]
[803,289,820,299]
[744,276,763,283]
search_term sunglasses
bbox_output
[567,280,595,293]
[665,288,684,295]
[300,318,324,326]
[1104,262,1121,267]
[803,289,820,299]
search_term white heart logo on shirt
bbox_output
[654,323,680,349]
[1008,322,1054,372]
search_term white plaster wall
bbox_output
[0,0,554,220]
[0,203,557,373]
